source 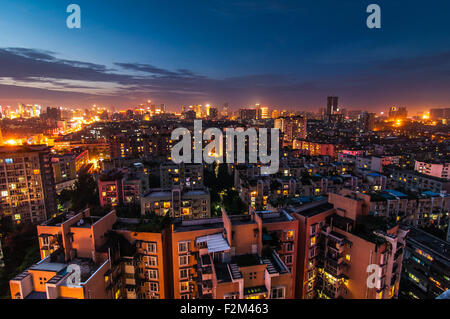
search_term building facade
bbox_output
[0,145,56,224]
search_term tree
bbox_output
[222,189,247,215]
[0,224,40,298]
[71,172,99,211]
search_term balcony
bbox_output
[326,252,344,264]
[200,266,213,281]
[201,280,213,295]
[327,241,344,254]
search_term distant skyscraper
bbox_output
[388,107,407,121]
[358,112,375,131]
[327,96,339,116]
[222,102,229,117]
[255,103,261,119]
[46,107,61,121]
[260,106,269,119]
[209,107,219,119]
[325,96,339,123]
[194,105,202,118]
[272,109,280,119]
[430,108,450,120]
[275,116,307,141]
[239,108,257,120]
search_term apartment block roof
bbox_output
[406,227,450,262]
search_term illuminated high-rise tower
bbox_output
[222,102,229,118]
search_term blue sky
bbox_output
[0,0,450,112]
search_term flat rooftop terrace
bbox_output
[293,200,334,218]
[256,210,294,223]
[172,217,224,232]
[28,254,101,284]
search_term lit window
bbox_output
[180,281,189,292]
[286,230,294,241]
[1,191,8,197]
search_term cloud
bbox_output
[377,51,450,72]
[0,47,449,112]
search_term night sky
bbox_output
[1,0,450,113]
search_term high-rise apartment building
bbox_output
[222,103,229,118]
[260,106,269,119]
[0,145,56,224]
[399,227,449,299]
[52,154,77,184]
[275,116,307,143]
[290,190,408,299]
[239,108,257,121]
[327,96,339,116]
[171,209,296,299]
[358,112,375,131]
[388,107,408,121]
[98,167,149,207]
[141,187,210,219]
[325,96,339,120]
[160,162,203,190]
[430,108,450,120]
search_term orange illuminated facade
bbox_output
[10,192,408,300]
[10,208,169,299]
[171,209,296,299]
[293,140,336,157]
[291,191,408,299]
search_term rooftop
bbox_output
[353,215,397,245]
[406,227,450,262]
[292,200,334,218]
[394,169,449,183]
[113,214,172,233]
[232,254,261,267]
[172,217,223,232]
[256,210,294,223]
[229,214,255,225]
[26,254,102,284]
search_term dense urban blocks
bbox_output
[1,101,449,300]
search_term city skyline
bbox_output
[1,0,450,112]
